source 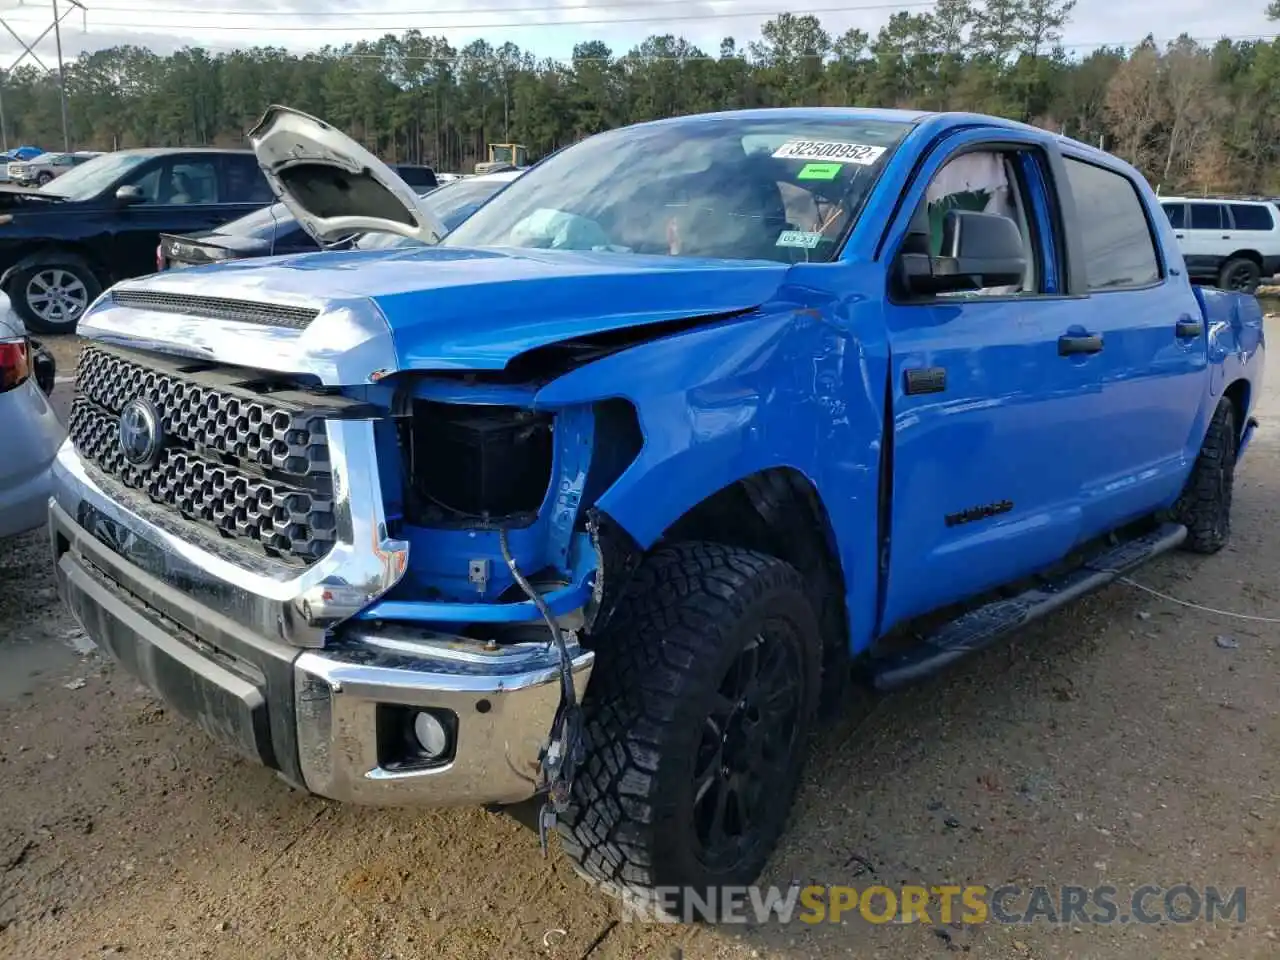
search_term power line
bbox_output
[5,0,939,15]
[6,2,974,31]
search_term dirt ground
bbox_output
[2,325,1278,960]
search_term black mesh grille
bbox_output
[109,289,320,330]
[70,344,338,565]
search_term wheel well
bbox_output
[1,243,108,290]
[1225,250,1262,268]
[1224,379,1250,447]
[660,467,851,706]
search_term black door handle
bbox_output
[1175,319,1203,338]
[1175,233,1184,239]
[1059,333,1103,356]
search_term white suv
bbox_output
[7,150,101,187]
[1158,196,1280,293]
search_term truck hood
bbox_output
[248,104,447,247]
[86,246,791,381]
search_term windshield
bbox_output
[443,116,911,262]
[355,177,511,250]
[40,152,152,199]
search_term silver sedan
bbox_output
[0,301,63,538]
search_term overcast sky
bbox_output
[0,0,1273,69]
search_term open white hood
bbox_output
[248,104,447,246]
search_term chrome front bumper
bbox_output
[49,438,594,806]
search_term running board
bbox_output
[868,522,1187,691]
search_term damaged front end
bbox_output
[320,374,649,828]
[48,281,656,818]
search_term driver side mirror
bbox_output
[899,209,1027,296]
[114,184,145,205]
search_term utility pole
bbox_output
[52,0,73,151]
[0,0,87,151]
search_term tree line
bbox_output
[0,0,1277,193]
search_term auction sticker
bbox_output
[773,140,887,165]
[776,230,823,249]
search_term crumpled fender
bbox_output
[532,298,891,652]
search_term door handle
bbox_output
[1175,233,1185,239]
[1175,319,1203,338]
[1059,333,1103,356]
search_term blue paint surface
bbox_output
[299,108,1264,650]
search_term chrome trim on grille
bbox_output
[51,417,409,649]
[109,290,321,330]
[69,343,344,564]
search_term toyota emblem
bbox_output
[118,397,164,468]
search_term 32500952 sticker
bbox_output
[772,140,887,165]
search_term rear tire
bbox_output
[1175,398,1237,554]
[1218,257,1261,294]
[558,542,821,920]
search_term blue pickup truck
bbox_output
[48,106,1264,915]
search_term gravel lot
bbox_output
[2,325,1278,960]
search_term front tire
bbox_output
[1175,398,1238,554]
[35,171,53,186]
[558,542,821,919]
[9,259,102,334]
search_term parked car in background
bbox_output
[1159,195,1280,293]
[0,147,278,333]
[157,169,521,269]
[0,295,62,539]
[390,164,438,191]
[9,151,104,187]
[0,146,44,182]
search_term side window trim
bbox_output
[883,138,1058,305]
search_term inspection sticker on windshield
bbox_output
[773,140,886,165]
[776,230,823,249]
[797,162,842,180]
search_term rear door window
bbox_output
[1229,204,1275,231]
[1187,203,1224,231]
[1061,156,1160,290]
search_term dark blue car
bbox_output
[158,169,521,269]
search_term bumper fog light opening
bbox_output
[413,710,449,759]
[377,703,459,771]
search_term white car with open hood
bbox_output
[248,105,449,248]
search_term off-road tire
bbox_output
[1217,257,1261,294]
[558,542,821,920]
[1175,398,1237,554]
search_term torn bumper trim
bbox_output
[50,498,595,807]
[294,632,593,806]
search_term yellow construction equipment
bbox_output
[475,143,528,175]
